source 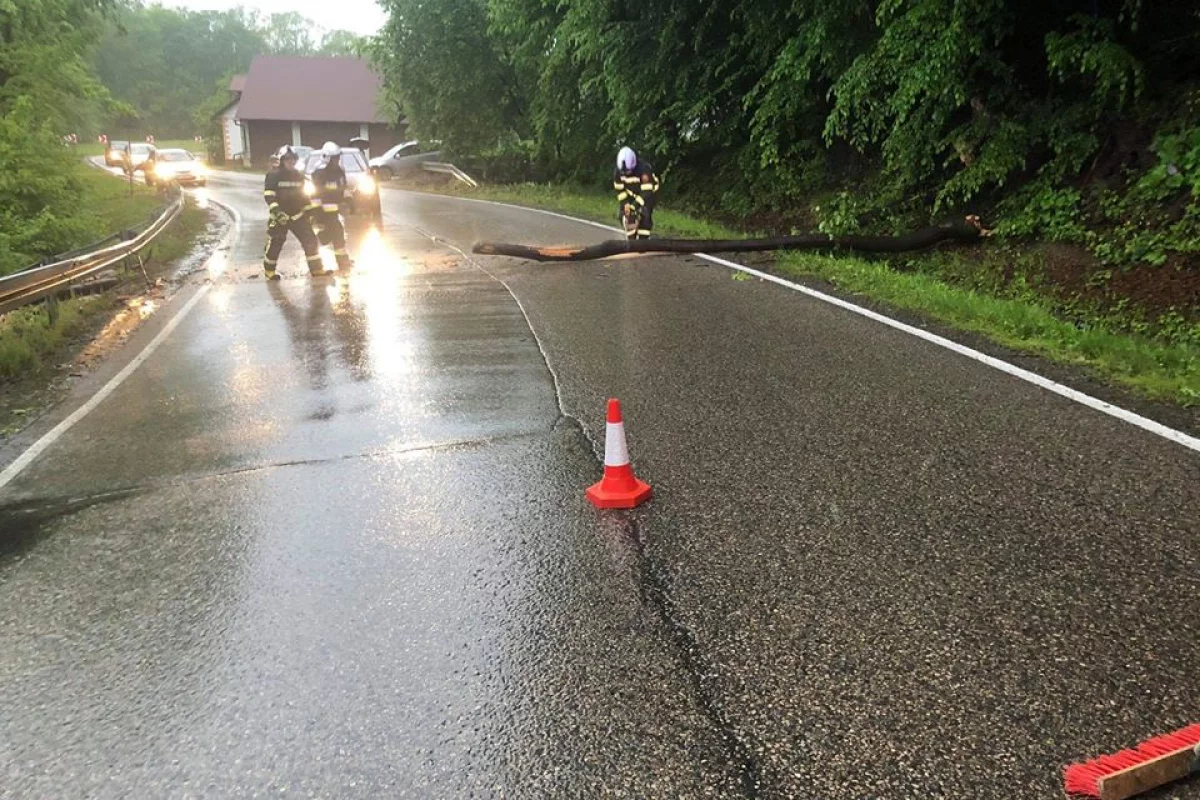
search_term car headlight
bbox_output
[194,163,207,176]
[156,164,175,177]
[304,180,316,197]
[358,175,376,195]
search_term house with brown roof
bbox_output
[233,55,405,166]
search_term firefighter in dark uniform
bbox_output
[310,141,353,270]
[262,145,327,279]
[613,146,660,239]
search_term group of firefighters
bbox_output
[262,142,660,279]
[262,141,354,279]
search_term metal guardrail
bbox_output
[0,197,184,316]
[422,162,479,188]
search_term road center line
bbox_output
[416,191,1200,454]
[0,202,242,492]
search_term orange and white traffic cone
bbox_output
[586,398,653,509]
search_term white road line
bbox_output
[408,191,1200,454]
[0,202,242,491]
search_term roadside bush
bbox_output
[0,99,105,276]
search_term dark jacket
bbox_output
[612,160,660,207]
[311,161,347,212]
[263,166,312,217]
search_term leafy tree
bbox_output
[1,0,119,131]
[0,0,121,274]
[383,0,1200,247]
[319,29,365,57]
[370,0,519,153]
[262,11,315,55]
[92,5,362,139]
[92,5,269,138]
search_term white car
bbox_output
[149,149,208,186]
[303,148,381,223]
[127,143,156,172]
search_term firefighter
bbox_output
[262,145,327,279]
[310,141,353,270]
[613,146,660,239]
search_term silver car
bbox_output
[368,141,441,180]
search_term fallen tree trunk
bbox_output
[473,216,990,262]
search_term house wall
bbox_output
[298,121,363,151]
[220,103,243,162]
[243,120,294,166]
[243,120,409,166]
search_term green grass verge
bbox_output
[76,163,168,233]
[0,165,210,381]
[423,181,1199,406]
[0,296,110,379]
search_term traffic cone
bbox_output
[586,398,653,509]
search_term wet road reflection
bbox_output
[0,191,745,796]
[268,279,371,392]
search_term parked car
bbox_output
[127,142,156,175]
[105,140,130,167]
[303,148,382,223]
[148,148,208,187]
[369,140,441,180]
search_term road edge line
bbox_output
[406,190,1200,454]
[0,200,242,491]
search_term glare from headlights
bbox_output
[194,163,207,176]
[304,180,316,196]
[359,175,377,195]
[156,165,176,177]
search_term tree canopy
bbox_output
[0,0,122,274]
[92,3,368,139]
[371,0,1200,245]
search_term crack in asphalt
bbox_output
[408,227,592,446]
[625,513,764,798]
[420,226,762,797]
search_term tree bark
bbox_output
[473,217,990,262]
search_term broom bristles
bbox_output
[1064,723,1200,797]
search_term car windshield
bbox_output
[158,150,193,162]
[131,144,152,154]
[384,142,419,159]
[305,151,367,174]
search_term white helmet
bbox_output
[617,146,637,172]
[321,141,341,157]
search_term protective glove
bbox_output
[268,206,290,228]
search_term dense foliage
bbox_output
[0,0,120,274]
[93,3,367,139]
[371,0,1200,275]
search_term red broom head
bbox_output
[1064,723,1200,798]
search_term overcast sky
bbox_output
[171,0,388,37]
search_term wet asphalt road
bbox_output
[1,169,1198,799]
